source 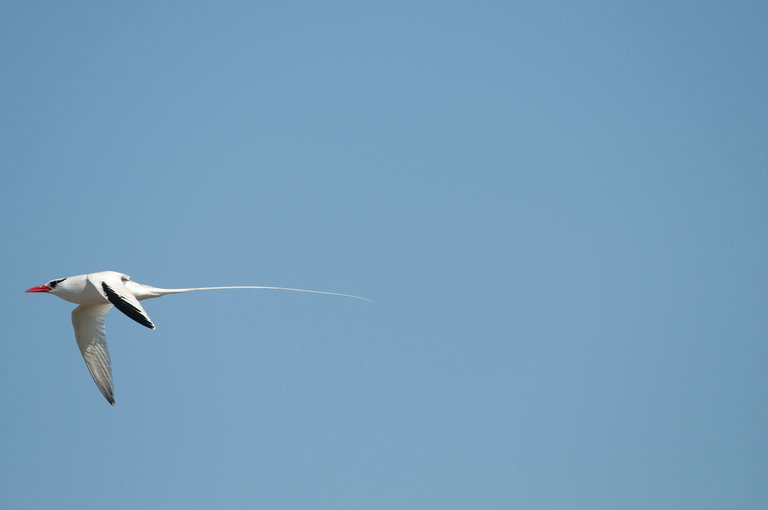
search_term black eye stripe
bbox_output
[49,278,66,288]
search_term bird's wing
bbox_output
[72,304,116,405]
[89,273,155,329]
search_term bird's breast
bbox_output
[56,278,108,305]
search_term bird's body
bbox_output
[42,272,169,305]
[26,271,370,405]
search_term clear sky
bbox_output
[1,2,766,509]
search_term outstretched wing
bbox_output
[72,304,116,404]
[89,273,155,329]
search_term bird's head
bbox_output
[25,278,67,294]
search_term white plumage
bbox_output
[26,271,370,404]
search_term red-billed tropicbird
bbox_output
[25,270,370,404]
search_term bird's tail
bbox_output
[135,284,373,303]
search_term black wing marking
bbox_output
[102,282,155,329]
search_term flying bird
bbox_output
[25,270,371,405]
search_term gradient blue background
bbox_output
[2,2,767,508]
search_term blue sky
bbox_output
[1,2,767,509]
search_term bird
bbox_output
[25,270,371,405]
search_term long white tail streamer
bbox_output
[150,285,373,303]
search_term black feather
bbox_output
[102,282,155,329]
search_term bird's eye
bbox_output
[49,278,66,288]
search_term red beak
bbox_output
[25,285,52,293]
